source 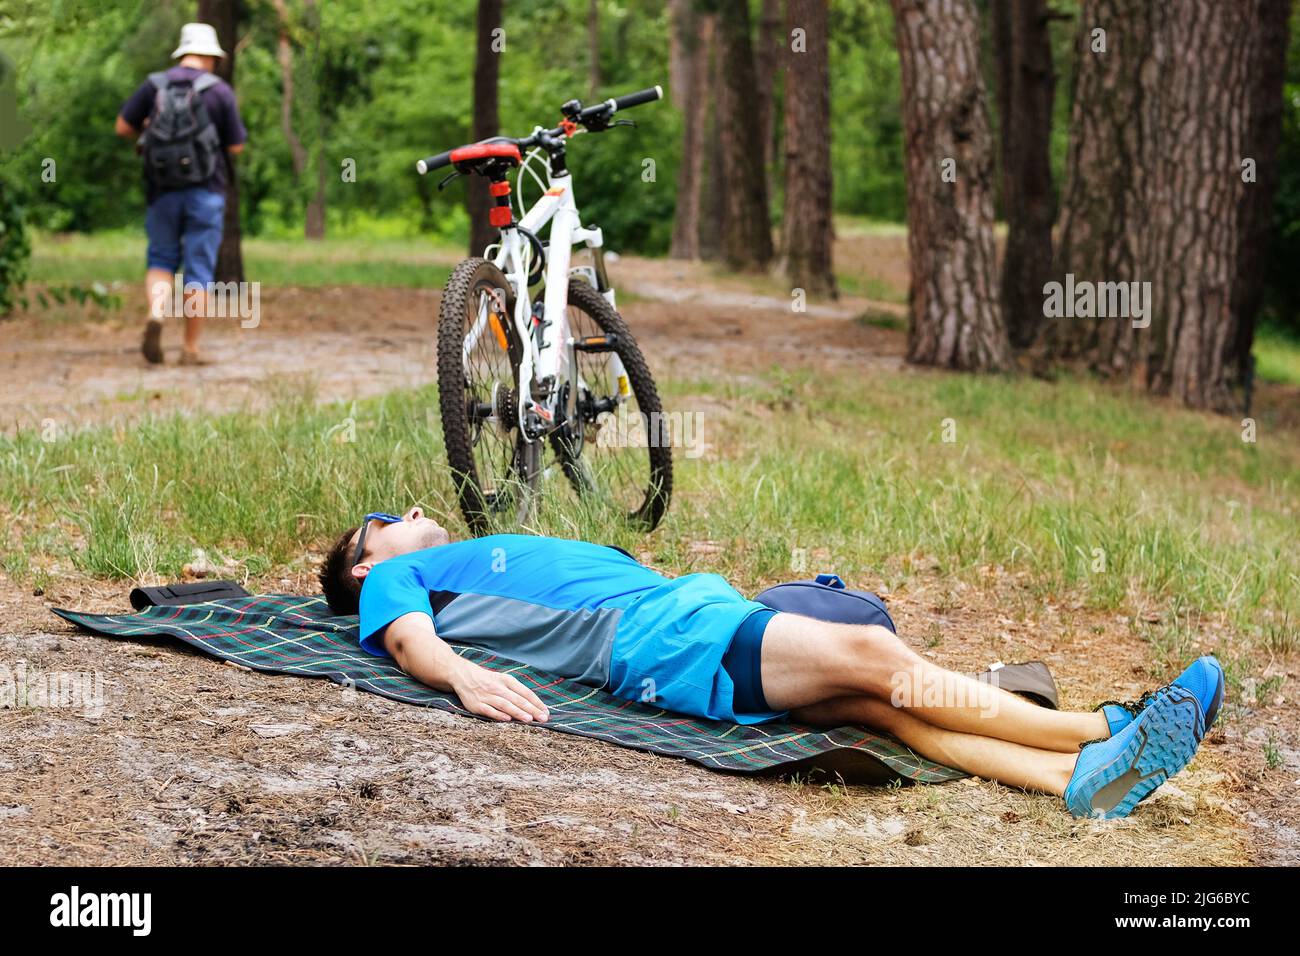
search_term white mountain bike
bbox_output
[417,85,672,535]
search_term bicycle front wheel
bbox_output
[437,257,538,533]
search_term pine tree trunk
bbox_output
[991,0,1055,349]
[781,0,836,298]
[587,0,601,97]
[306,146,326,240]
[890,0,1010,371]
[198,0,243,284]
[1145,1,1253,409]
[1050,0,1155,371]
[669,0,708,260]
[303,0,326,240]
[697,11,726,262]
[1052,0,1264,411]
[466,0,502,257]
[754,0,782,177]
[715,0,774,271]
[1232,0,1293,412]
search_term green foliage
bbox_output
[0,175,31,316]
[1262,5,1300,335]
[1,0,909,253]
[829,0,905,221]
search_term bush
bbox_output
[0,178,31,318]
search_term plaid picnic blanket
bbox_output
[52,593,968,785]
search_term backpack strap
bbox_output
[190,72,221,94]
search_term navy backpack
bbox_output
[754,573,896,631]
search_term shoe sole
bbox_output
[1202,662,1224,730]
[142,321,164,364]
[1071,688,1203,819]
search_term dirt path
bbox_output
[1,261,1295,865]
[1,256,903,434]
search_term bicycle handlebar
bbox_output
[416,85,663,176]
[612,85,662,112]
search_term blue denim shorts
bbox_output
[145,187,226,289]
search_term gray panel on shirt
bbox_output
[432,593,622,688]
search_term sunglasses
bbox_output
[352,512,403,566]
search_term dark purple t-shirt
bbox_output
[120,65,248,203]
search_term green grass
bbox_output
[28,230,462,289]
[2,363,1296,657]
[1254,323,1300,386]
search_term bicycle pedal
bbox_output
[572,334,620,352]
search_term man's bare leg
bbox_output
[758,613,1110,753]
[791,694,1078,795]
[181,285,206,357]
[144,268,174,363]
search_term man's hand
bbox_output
[382,611,549,723]
[450,659,550,723]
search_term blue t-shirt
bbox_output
[358,535,670,686]
[357,534,776,722]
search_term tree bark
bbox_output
[272,0,325,240]
[1145,1,1253,409]
[697,9,726,262]
[754,0,782,176]
[303,0,325,239]
[890,0,1010,371]
[1232,0,1292,413]
[991,0,1055,349]
[197,0,243,283]
[588,0,601,97]
[1051,0,1265,411]
[714,0,774,271]
[668,0,709,259]
[466,0,502,256]
[781,0,836,298]
[271,0,306,177]
[1049,0,1153,370]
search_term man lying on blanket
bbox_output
[320,506,1222,819]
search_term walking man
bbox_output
[115,22,247,365]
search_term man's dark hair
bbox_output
[319,526,361,615]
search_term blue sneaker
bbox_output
[1065,685,1204,819]
[1094,655,1225,738]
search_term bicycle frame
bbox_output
[469,138,624,443]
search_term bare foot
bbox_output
[178,349,212,367]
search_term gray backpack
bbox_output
[141,71,222,190]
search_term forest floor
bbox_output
[2,230,1298,866]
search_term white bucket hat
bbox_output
[171,22,226,59]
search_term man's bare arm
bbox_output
[228,143,244,154]
[383,612,549,723]
[114,115,139,138]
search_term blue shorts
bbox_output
[605,573,788,725]
[723,607,776,715]
[145,187,226,289]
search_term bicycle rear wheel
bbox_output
[548,278,672,529]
